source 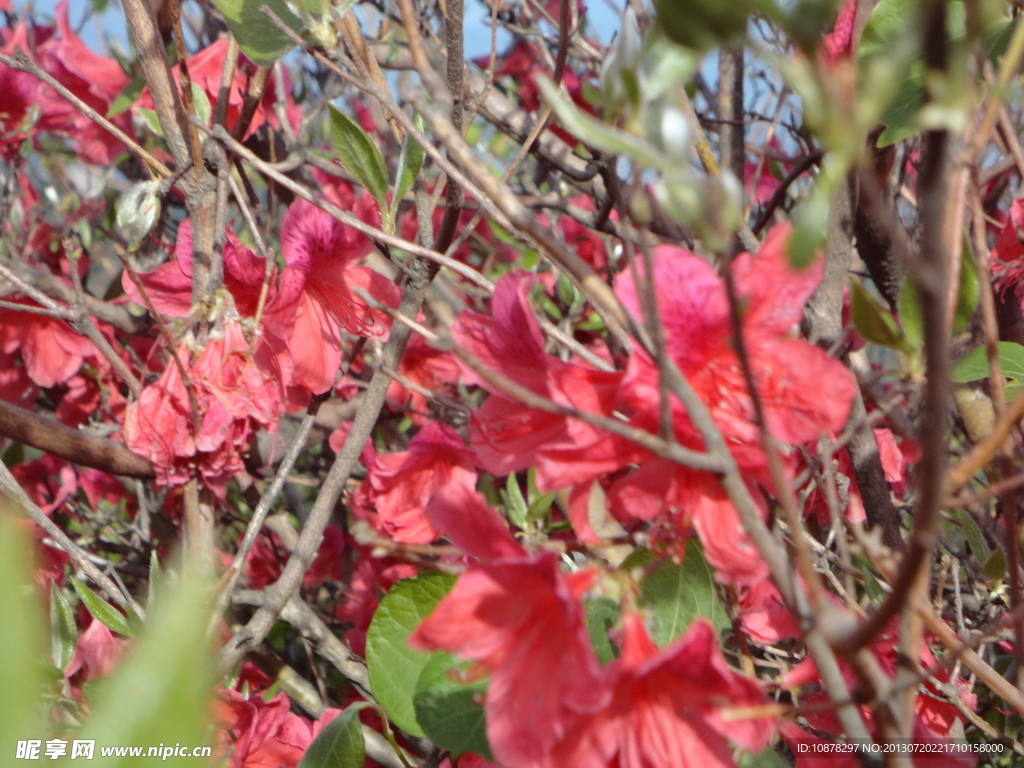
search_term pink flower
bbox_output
[452,271,632,491]
[138,38,300,140]
[264,198,401,394]
[65,618,128,685]
[123,320,280,497]
[608,225,857,581]
[550,614,774,768]
[354,422,498,546]
[0,299,98,388]
[409,553,607,768]
[34,2,132,164]
[0,23,38,158]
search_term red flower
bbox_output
[452,271,632,490]
[216,690,338,768]
[123,320,280,496]
[34,2,132,164]
[0,298,98,388]
[353,422,508,547]
[550,613,774,768]
[264,198,401,394]
[65,617,128,686]
[409,553,607,768]
[609,225,857,581]
[138,38,299,140]
[0,23,38,158]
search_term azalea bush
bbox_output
[2,0,1024,765]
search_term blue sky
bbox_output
[23,0,624,61]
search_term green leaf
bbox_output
[896,278,923,352]
[391,115,425,218]
[190,83,212,127]
[538,77,662,166]
[366,572,457,737]
[213,0,304,65]
[585,597,620,665]
[638,540,729,646]
[955,245,980,333]
[413,653,492,759]
[147,549,162,613]
[71,578,134,637]
[0,516,47,753]
[50,581,77,671]
[951,341,1024,392]
[504,474,529,529]
[107,77,146,118]
[850,278,908,351]
[77,567,214,768]
[136,107,164,137]
[957,509,991,563]
[739,747,792,768]
[982,547,1007,582]
[298,705,366,768]
[329,104,389,209]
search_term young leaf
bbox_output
[850,278,908,351]
[585,597,621,665]
[982,547,1007,583]
[391,116,425,219]
[213,0,305,65]
[366,571,456,736]
[957,509,991,563]
[896,278,923,352]
[50,581,77,671]
[413,653,492,760]
[71,578,133,637]
[147,549,162,613]
[328,104,389,210]
[504,474,529,529]
[107,77,146,118]
[298,706,366,768]
[190,83,212,128]
[954,242,980,332]
[638,540,729,646]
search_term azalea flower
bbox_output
[34,2,132,165]
[123,320,280,497]
[550,613,774,768]
[0,298,99,388]
[262,198,401,394]
[409,553,608,768]
[216,690,339,768]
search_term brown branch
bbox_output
[0,398,155,479]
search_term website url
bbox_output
[16,740,212,760]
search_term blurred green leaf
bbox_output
[329,105,389,210]
[982,547,1007,582]
[850,278,908,351]
[297,705,365,768]
[413,653,492,759]
[213,0,304,65]
[366,572,456,737]
[897,279,923,352]
[504,474,529,529]
[107,77,146,118]
[0,514,47,753]
[49,581,77,672]
[739,747,792,768]
[951,341,1024,394]
[190,83,212,127]
[954,247,980,333]
[71,578,133,637]
[638,540,729,646]
[77,566,214,767]
[957,509,991,563]
[585,597,620,665]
